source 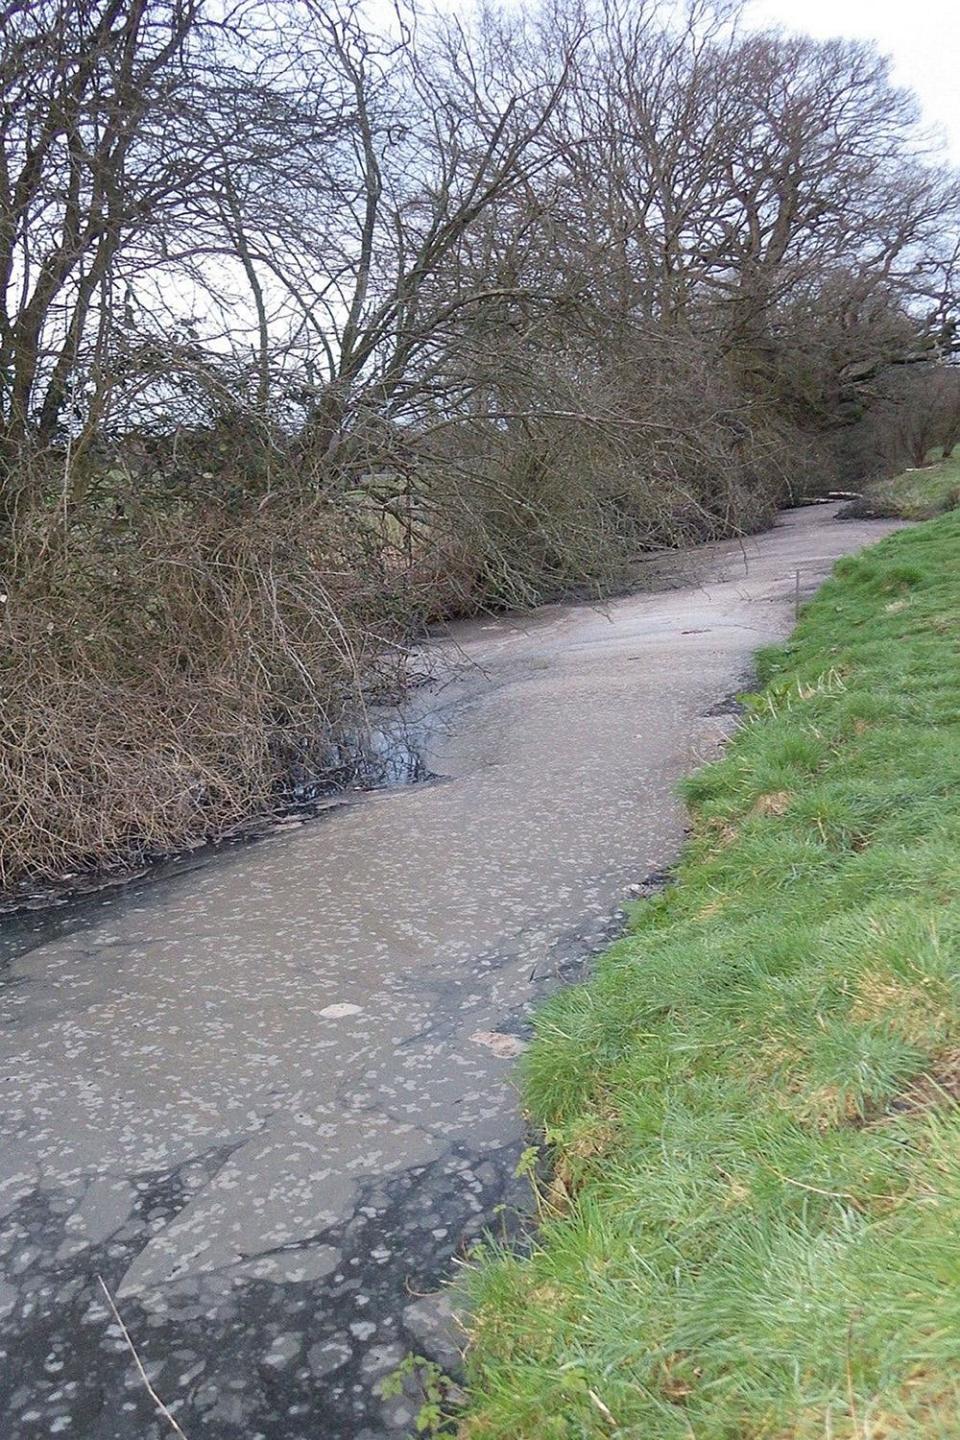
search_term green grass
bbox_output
[858,452,960,519]
[459,508,960,1439]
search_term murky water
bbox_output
[0,507,900,1439]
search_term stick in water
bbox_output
[96,1275,189,1438]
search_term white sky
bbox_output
[746,0,960,160]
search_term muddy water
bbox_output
[0,506,899,1439]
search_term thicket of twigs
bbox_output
[0,458,421,885]
[1,0,959,889]
[1,373,799,886]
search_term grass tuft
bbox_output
[849,452,960,520]
[460,505,960,1438]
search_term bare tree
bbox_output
[0,1,207,447]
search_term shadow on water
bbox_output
[285,713,433,801]
[0,704,436,954]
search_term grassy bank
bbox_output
[459,507,960,1438]
[851,452,960,519]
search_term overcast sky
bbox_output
[747,0,960,159]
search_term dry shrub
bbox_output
[0,484,417,888]
[0,331,812,892]
[408,326,798,611]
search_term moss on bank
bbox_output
[458,504,960,1438]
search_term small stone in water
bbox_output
[469,1031,527,1058]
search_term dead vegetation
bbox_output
[0,473,418,886]
[1,0,959,890]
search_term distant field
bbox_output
[459,501,960,1438]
